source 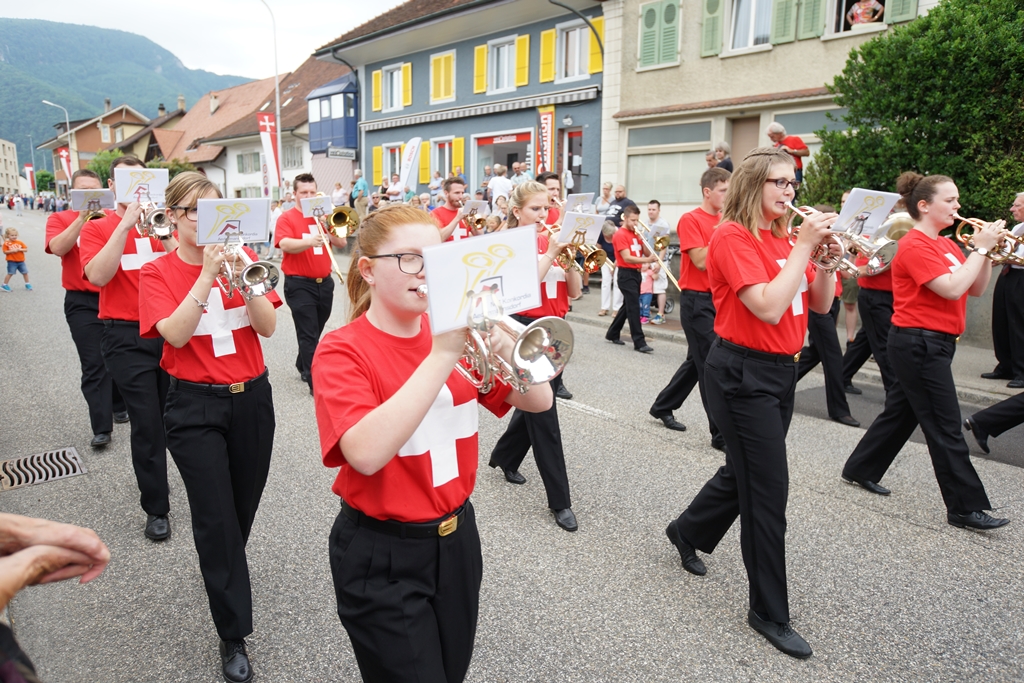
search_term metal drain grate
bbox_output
[0,448,87,491]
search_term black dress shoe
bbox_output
[113,411,130,424]
[636,345,654,354]
[488,459,526,485]
[90,433,111,449]
[963,417,991,454]
[981,370,1011,380]
[553,508,578,532]
[606,337,625,345]
[649,409,686,432]
[220,639,253,683]
[1007,378,1024,389]
[665,521,706,576]
[144,514,171,541]
[842,476,890,496]
[832,415,861,428]
[947,511,1010,530]
[555,385,573,400]
[844,383,862,395]
[747,610,812,659]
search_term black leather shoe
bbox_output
[963,417,991,454]
[555,386,573,400]
[90,433,111,449]
[981,370,1011,380]
[842,476,890,496]
[665,521,706,576]
[747,610,812,659]
[947,511,1010,530]
[553,508,578,532]
[606,337,625,345]
[219,639,253,683]
[144,514,170,541]
[113,411,130,424]
[832,415,861,428]
[488,459,526,485]
[636,345,654,354]
[844,383,862,395]
[649,409,686,432]
[1007,378,1024,389]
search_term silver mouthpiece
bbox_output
[416,284,428,298]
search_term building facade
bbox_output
[0,138,19,196]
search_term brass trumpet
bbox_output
[785,204,852,275]
[545,225,586,273]
[953,213,1022,265]
[308,197,346,284]
[136,198,172,239]
[216,235,280,300]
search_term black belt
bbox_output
[288,274,328,284]
[341,499,466,539]
[169,369,269,395]
[680,290,712,298]
[718,338,800,364]
[893,326,959,344]
[102,319,139,328]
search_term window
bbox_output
[321,99,331,120]
[488,38,516,94]
[773,108,848,136]
[430,51,456,103]
[628,121,712,147]
[115,127,124,143]
[557,23,589,80]
[383,144,402,180]
[383,66,403,111]
[639,1,680,67]
[731,0,773,49]
[627,152,708,203]
[283,144,303,170]
[330,93,345,118]
[100,124,111,143]
[236,152,260,174]
[234,186,262,198]
[432,139,453,179]
[308,99,321,123]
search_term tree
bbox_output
[87,149,124,185]
[35,170,54,192]
[801,0,1024,222]
[146,157,196,179]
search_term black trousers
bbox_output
[971,391,1024,438]
[841,327,871,386]
[164,373,275,641]
[796,298,851,419]
[676,341,796,623]
[843,288,896,391]
[64,290,125,435]
[101,321,170,516]
[1001,269,1024,379]
[650,291,721,444]
[330,501,482,683]
[606,268,646,349]
[991,268,1011,376]
[283,275,335,387]
[843,329,992,514]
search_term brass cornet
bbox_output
[953,213,1022,265]
[215,235,280,300]
[136,197,172,239]
[786,204,852,275]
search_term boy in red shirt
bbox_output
[605,205,656,352]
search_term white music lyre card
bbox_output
[70,189,115,211]
[114,168,168,204]
[833,189,901,239]
[560,212,603,244]
[300,196,333,220]
[196,198,270,245]
[565,193,595,214]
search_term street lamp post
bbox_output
[42,100,73,190]
[27,135,38,193]
[259,0,285,201]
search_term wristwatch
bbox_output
[976,247,990,256]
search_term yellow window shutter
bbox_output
[402,63,412,107]
[371,70,382,111]
[443,54,454,99]
[372,146,383,186]
[515,35,530,86]
[474,45,488,93]
[430,55,441,101]
[540,29,556,83]
[419,141,431,184]
[589,17,604,73]
[452,138,465,174]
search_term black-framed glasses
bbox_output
[366,253,425,274]
[766,178,799,190]
[169,205,198,220]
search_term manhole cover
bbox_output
[0,448,87,491]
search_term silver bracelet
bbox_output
[188,291,209,310]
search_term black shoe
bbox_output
[553,508,578,532]
[832,415,861,428]
[113,411,130,424]
[841,476,891,496]
[649,409,686,432]
[963,417,991,454]
[488,459,526,485]
[747,610,812,659]
[947,511,1010,530]
[90,433,111,449]
[636,345,654,354]
[219,639,253,683]
[300,371,310,383]
[844,384,862,395]
[1007,378,1024,389]
[981,370,1011,380]
[606,337,625,345]
[555,386,574,400]
[144,514,171,541]
[665,521,706,575]
[581,285,590,294]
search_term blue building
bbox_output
[315,0,605,196]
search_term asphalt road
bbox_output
[1,208,1022,683]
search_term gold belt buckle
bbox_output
[438,515,458,537]
[229,382,245,394]
[315,277,324,283]
[954,335,960,343]
[793,352,801,362]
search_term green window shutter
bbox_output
[796,0,826,39]
[770,0,797,44]
[885,0,918,24]
[659,1,679,64]
[700,0,724,57]
[639,2,659,67]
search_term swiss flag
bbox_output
[256,113,280,188]
[57,146,72,182]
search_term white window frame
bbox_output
[382,142,403,180]
[430,50,457,104]
[100,124,111,143]
[431,136,455,180]
[115,127,124,143]
[486,36,517,96]
[282,143,304,170]
[381,63,404,113]
[721,0,775,57]
[821,0,889,39]
[308,99,321,123]
[555,19,590,84]
[236,151,261,175]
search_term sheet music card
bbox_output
[114,168,168,205]
[560,212,604,244]
[832,188,901,239]
[70,189,115,211]
[300,196,333,220]
[565,193,595,214]
[196,198,271,245]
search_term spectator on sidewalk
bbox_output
[767,122,809,189]
[646,200,671,324]
[351,170,370,217]
[714,142,734,172]
[2,227,32,291]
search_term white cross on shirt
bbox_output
[944,253,962,273]
[120,238,164,271]
[398,383,478,487]
[777,258,809,316]
[306,223,324,255]
[541,254,566,298]
[630,240,644,258]
[193,289,251,356]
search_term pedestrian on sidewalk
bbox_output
[2,227,32,291]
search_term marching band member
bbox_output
[964,391,1024,454]
[665,148,837,659]
[536,171,572,398]
[312,205,551,683]
[274,173,346,396]
[841,172,1010,531]
[488,181,581,531]
[79,155,176,542]
[605,205,655,353]
[431,177,472,241]
[138,172,280,683]
[45,169,128,449]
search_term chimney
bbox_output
[104,97,111,112]
[210,93,219,115]
[157,103,166,117]
[177,94,186,111]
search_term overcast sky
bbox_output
[3,0,409,78]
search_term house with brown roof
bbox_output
[105,96,189,162]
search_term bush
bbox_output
[146,157,196,179]
[87,149,124,185]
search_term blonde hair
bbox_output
[722,147,794,240]
[506,180,547,229]
[347,204,435,322]
[165,171,221,208]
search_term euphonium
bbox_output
[876,211,914,242]
[136,199,172,239]
[216,234,280,300]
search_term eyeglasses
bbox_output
[366,253,425,274]
[765,178,798,190]
[169,205,198,220]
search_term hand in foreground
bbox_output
[432,327,468,364]
[972,219,1006,252]
[795,210,838,250]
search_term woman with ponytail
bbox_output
[311,205,552,683]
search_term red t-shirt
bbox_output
[677,207,719,292]
[519,233,568,319]
[890,230,967,335]
[431,205,471,242]
[274,207,333,278]
[777,135,808,170]
[612,226,645,270]
[79,212,169,321]
[856,253,893,291]
[546,207,560,227]
[313,313,512,522]
[707,222,816,355]
[46,210,107,293]
[138,250,283,384]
